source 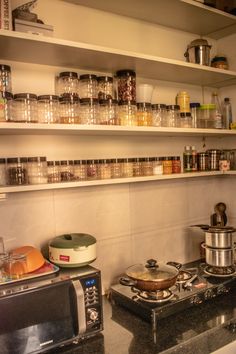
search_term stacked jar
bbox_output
[176,91,192,128]
[0,64,13,123]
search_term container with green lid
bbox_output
[197,104,216,129]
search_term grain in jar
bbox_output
[37,95,60,124]
[13,93,38,123]
[87,159,99,179]
[141,157,153,176]
[0,91,13,122]
[98,159,111,179]
[60,160,74,181]
[172,156,181,173]
[47,161,61,183]
[73,160,87,181]
[80,98,99,125]
[122,158,133,178]
[116,69,136,102]
[152,104,166,127]
[118,101,137,126]
[27,157,48,184]
[7,157,28,185]
[137,103,152,126]
[79,74,98,99]
[57,72,79,97]
[110,158,122,178]
[162,157,172,174]
[59,94,80,124]
[0,64,12,93]
[133,158,142,177]
[0,158,6,185]
[99,99,118,125]
[97,76,113,100]
[153,157,163,175]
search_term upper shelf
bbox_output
[63,0,236,39]
[1,30,236,88]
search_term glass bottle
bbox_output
[183,146,192,172]
[222,97,232,129]
[211,92,223,129]
[190,102,200,128]
[191,146,197,172]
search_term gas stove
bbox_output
[110,261,236,336]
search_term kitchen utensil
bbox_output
[184,38,212,66]
[120,259,180,291]
[49,233,96,267]
[205,226,235,248]
[11,245,45,273]
[211,202,227,227]
[203,244,235,267]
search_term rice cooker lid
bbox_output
[50,233,96,248]
[188,38,211,49]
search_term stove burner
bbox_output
[204,265,236,277]
[132,288,174,303]
[176,270,192,283]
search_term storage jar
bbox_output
[165,105,180,127]
[73,160,87,181]
[97,76,113,100]
[206,149,221,171]
[152,104,166,127]
[13,93,38,123]
[80,98,99,125]
[59,94,80,124]
[98,159,111,179]
[141,157,153,176]
[47,161,61,183]
[172,156,181,173]
[153,157,163,175]
[190,102,200,128]
[60,160,74,181]
[133,158,142,177]
[0,64,12,92]
[57,71,79,97]
[162,157,172,174]
[116,69,136,102]
[27,157,48,184]
[198,104,216,129]
[87,159,99,179]
[122,158,133,177]
[0,91,13,122]
[197,152,209,171]
[110,158,122,178]
[79,74,98,99]
[177,112,193,128]
[99,99,118,125]
[118,101,137,126]
[37,95,60,124]
[0,158,6,185]
[6,157,28,185]
[137,102,152,126]
[176,91,190,113]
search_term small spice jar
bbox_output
[13,93,38,123]
[141,157,153,176]
[59,94,80,124]
[99,99,118,125]
[152,104,166,127]
[87,159,99,179]
[122,158,133,178]
[133,158,142,177]
[110,158,122,179]
[79,74,98,99]
[73,160,87,181]
[97,76,113,100]
[0,158,6,185]
[162,157,172,174]
[172,156,181,173]
[80,98,99,125]
[37,95,60,124]
[57,71,79,97]
[153,157,163,175]
[118,101,137,126]
[116,69,136,102]
[6,157,28,185]
[0,64,12,93]
[60,160,74,181]
[27,157,48,184]
[98,159,112,179]
[0,91,13,122]
[47,161,61,183]
[137,103,152,126]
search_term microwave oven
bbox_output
[0,266,103,354]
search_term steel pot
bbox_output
[205,226,236,249]
[184,38,212,66]
[120,259,180,291]
[203,244,234,267]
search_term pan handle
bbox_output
[167,261,182,270]
[119,277,137,287]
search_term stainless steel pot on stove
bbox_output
[203,245,235,267]
[191,225,236,248]
[184,38,212,66]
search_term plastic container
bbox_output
[137,102,152,126]
[79,74,98,99]
[0,64,12,92]
[116,69,136,102]
[13,93,38,123]
[152,104,166,127]
[118,101,137,126]
[27,157,48,184]
[198,104,216,129]
[37,95,60,124]
[59,94,80,124]
[97,76,113,100]
[57,72,79,97]
[80,98,99,125]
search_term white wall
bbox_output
[1,0,235,291]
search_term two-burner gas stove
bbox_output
[111,260,236,335]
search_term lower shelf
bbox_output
[0,171,232,195]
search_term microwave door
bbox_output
[72,279,86,335]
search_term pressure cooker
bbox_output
[184,38,212,66]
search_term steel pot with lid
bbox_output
[120,259,181,291]
[205,226,236,249]
[184,38,212,66]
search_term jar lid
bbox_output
[59,71,78,79]
[200,104,216,110]
[59,94,79,103]
[79,74,97,80]
[166,105,180,110]
[47,161,60,166]
[116,69,136,77]
[152,104,166,109]
[87,159,99,164]
[137,102,152,109]
[1,91,13,100]
[0,64,11,72]
[20,157,27,163]
[0,158,6,164]
[172,156,180,160]
[98,159,111,164]
[7,157,18,163]
[190,102,200,108]
[50,233,96,249]
[99,99,117,105]
[74,160,87,165]
[180,112,192,117]
[80,98,98,105]
[60,160,71,166]
[28,156,47,162]
[14,93,37,100]
[38,95,59,101]
[97,76,113,83]
[188,38,211,48]
[211,56,227,63]
[118,100,136,106]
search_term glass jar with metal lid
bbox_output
[47,161,61,183]
[165,105,180,127]
[37,95,60,124]
[206,149,221,171]
[0,91,13,122]
[60,160,74,181]
[99,99,118,125]
[153,157,163,175]
[6,157,28,185]
[27,157,48,184]
[0,158,6,186]
[116,69,136,102]
[141,157,153,176]
[98,159,112,179]
[59,94,80,124]
[0,64,12,92]
[162,157,173,174]
[133,158,142,177]
[122,158,133,178]
[73,160,87,181]
[197,152,209,171]
[80,98,99,125]
[110,158,122,178]
[137,102,152,126]
[57,71,79,97]
[152,104,166,127]
[97,76,113,100]
[177,112,193,128]
[118,100,137,126]
[87,159,99,179]
[13,93,38,123]
[79,74,98,99]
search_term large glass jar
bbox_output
[47,161,61,183]
[137,102,152,126]
[37,95,60,124]
[133,158,142,177]
[87,159,99,179]
[97,76,113,100]
[99,99,118,125]
[80,98,99,125]
[177,112,193,128]
[122,158,133,178]
[198,104,216,129]
[110,158,122,178]
[0,64,12,92]
[165,105,180,127]
[59,94,80,124]
[60,160,74,181]
[118,101,137,126]
[57,72,79,97]
[152,104,166,127]
[116,69,136,102]
[79,74,98,99]
[13,93,38,123]
[141,157,153,176]
[73,160,87,181]
[27,156,48,184]
[0,158,6,185]
[98,159,111,179]
[6,157,28,185]
[0,91,13,122]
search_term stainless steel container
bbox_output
[184,38,212,66]
[206,149,221,171]
[204,246,234,267]
[205,227,235,248]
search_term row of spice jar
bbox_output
[0,156,182,186]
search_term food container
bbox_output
[57,72,79,97]
[211,56,228,70]
[49,233,97,267]
[205,226,236,249]
[13,93,38,123]
[184,38,212,66]
[116,69,136,102]
[204,245,234,267]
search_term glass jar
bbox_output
[206,149,221,171]
[211,56,228,70]
[6,157,28,185]
[153,157,163,175]
[133,158,142,177]
[190,102,200,128]
[137,103,152,126]
[47,161,61,183]
[162,157,172,174]
[110,158,122,178]
[98,159,111,179]
[97,76,113,100]
[79,74,98,99]
[152,104,166,127]
[57,72,79,97]
[80,98,99,125]
[37,95,60,124]
[116,69,136,102]
[0,64,12,92]
[197,152,209,171]
[165,105,180,127]
[0,91,13,122]
[87,159,99,179]
[176,91,190,113]
[13,93,38,123]
[99,99,118,125]
[198,104,216,129]
[27,157,48,184]
[60,160,74,181]
[122,158,133,178]
[172,156,181,173]
[177,112,193,128]
[141,157,153,176]
[73,160,87,181]
[118,101,137,126]
[59,94,80,124]
[0,158,6,185]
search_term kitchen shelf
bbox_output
[1,30,236,87]
[0,123,236,137]
[63,0,236,39]
[0,171,226,195]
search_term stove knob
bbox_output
[204,289,214,300]
[190,295,202,305]
[87,308,98,321]
[217,286,228,295]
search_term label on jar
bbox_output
[219,160,230,171]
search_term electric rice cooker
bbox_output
[49,233,96,267]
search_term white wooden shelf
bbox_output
[1,123,236,137]
[0,171,226,195]
[63,0,236,39]
[1,30,236,88]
